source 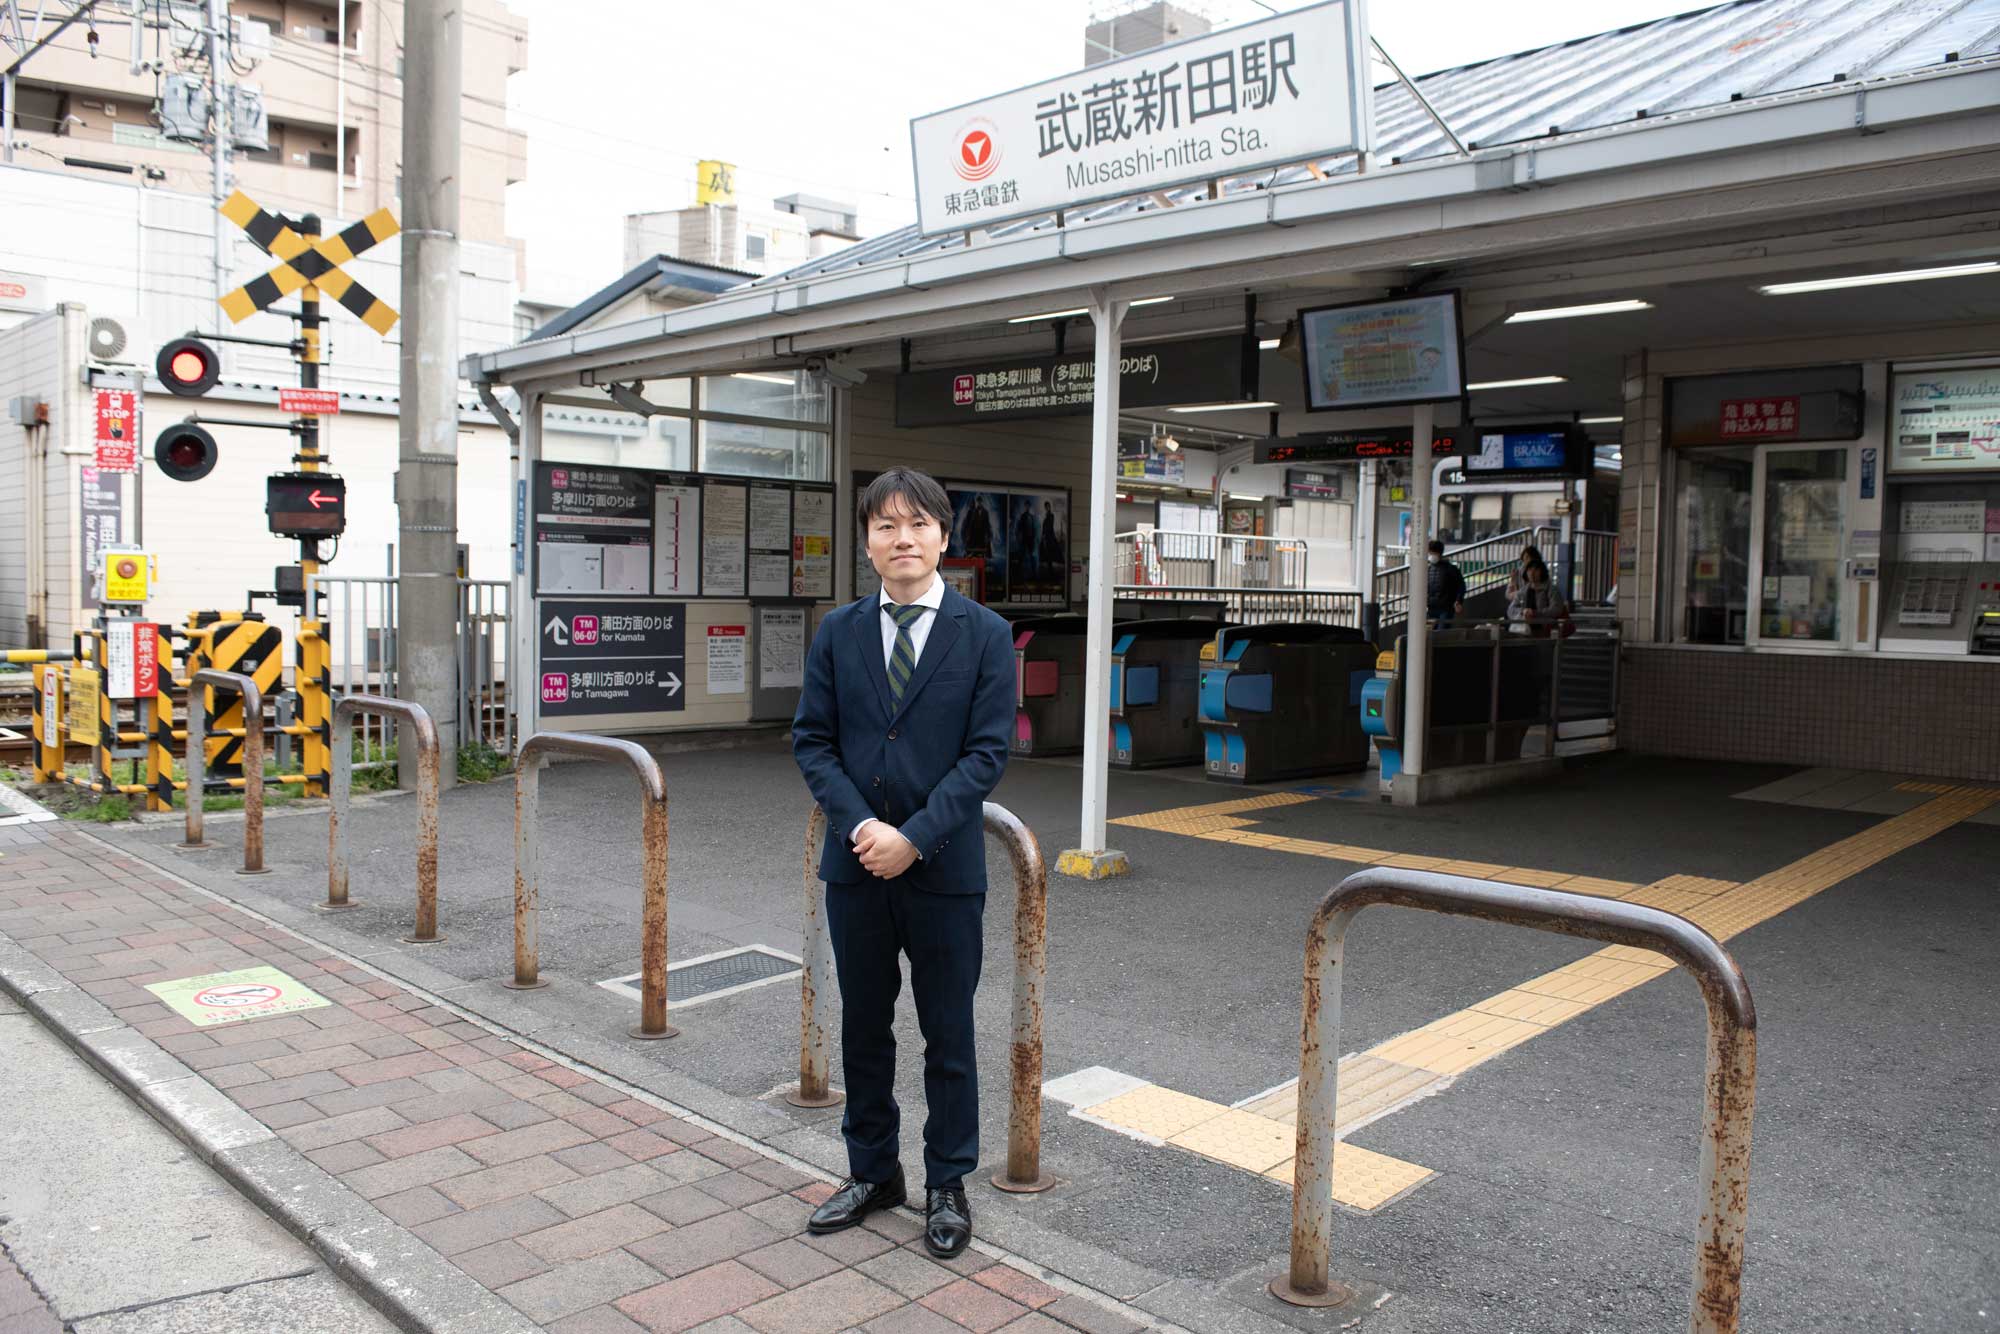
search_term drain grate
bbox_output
[597,945,802,1008]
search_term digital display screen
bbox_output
[267,473,346,537]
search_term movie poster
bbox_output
[1007,492,1068,604]
[949,490,1008,602]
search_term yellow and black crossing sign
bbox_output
[217,190,400,335]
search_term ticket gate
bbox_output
[1110,619,1222,769]
[1013,615,1094,757]
[1200,623,1378,784]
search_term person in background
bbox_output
[1508,544,1547,602]
[1509,557,1570,636]
[1426,539,1466,627]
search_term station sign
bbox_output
[910,1,1367,235]
[896,334,1253,427]
[1257,428,1466,465]
[266,472,347,537]
[538,599,686,718]
[1285,467,1342,498]
[1666,366,1863,448]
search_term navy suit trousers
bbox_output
[825,879,984,1190]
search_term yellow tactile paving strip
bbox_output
[1087,781,2000,1209]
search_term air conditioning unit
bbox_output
[87,316,131,362]
[230,85,269,152]
[159,73,208,143]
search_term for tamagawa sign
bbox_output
[910,1,1366,236]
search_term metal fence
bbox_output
[1114,530,1312,592]
[459,580,513,755]
[1114,586,1363,627]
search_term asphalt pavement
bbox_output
[89,744,2000,1333]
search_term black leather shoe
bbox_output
[923,1186,971,1258]
[808,1167,907,1234]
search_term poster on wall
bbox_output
[1007,492,1069,605]
[746,481,793,598]
[1890,365,2000,473]
[758,606,806,689]
[701,479,748,597]
[792,487,834,598]
[705,625,748,695]
[652,477,701,597]
[949,491,1009,602]
[535,464,654,595]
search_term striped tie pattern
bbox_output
[886,602,927,706]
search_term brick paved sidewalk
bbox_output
[0,822,1151,1334]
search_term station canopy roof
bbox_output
[473,0,2000,431]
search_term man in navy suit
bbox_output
[791,467,1016,1258]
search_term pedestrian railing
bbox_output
[1274,868,1756,1334]
[792,801,1054,1193]
[326,696,441,942]
[178,668,267,877]
[511,731,674,1039]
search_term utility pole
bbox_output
[397,0,461,788]
[207,0,231,331]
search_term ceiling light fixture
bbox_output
[1758,261,2000,295]
[1464,375,1567,391]
[1000,296,1168,324]
[1258,337,1282,350]
[1505,299,1653,322]
[1578,415,1624,424]
[731,372,797,385]
[1166,400,1281,413]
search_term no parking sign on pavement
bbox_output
[145,965,331,1028]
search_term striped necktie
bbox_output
[885,602,927,706]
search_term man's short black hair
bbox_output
[859,467,951,529]
[1426,539,1445,555]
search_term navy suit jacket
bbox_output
[792,585,1015,893]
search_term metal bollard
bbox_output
[1274,868,1757,1334]
[791,800,1053,1192]
[511,731,674,1039]
[327,696,441,940]
[181,669,266,875]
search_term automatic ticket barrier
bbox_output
[1361,626,1559,793]
[1199,623,1378,784]
[1110,619,1221,768]
[1013,615,1093,757]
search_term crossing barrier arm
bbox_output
[180,669,267,876]
[793,800,1053,1193]
[1275,868,1756,1333]
[327,696,440,941]
[511,732,674,1039]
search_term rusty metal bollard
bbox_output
[791,800,1053,1192]
[512,732,674,1039]
[327,696,441,941]
[1274,868,1757,1334]
[181,669,266,876]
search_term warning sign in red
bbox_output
[94,389,138,473]
[278,388,342,415]
[1719,396,1800,438]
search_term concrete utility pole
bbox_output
[397,0,462,789]
[208,0,232,329]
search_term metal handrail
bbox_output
[178,668,267,876]
[791,801,1054,1194]
[511,731,674,1039]
[327,696,441,942]
[1274,868,1756,1333]
[1114,529,1312,593]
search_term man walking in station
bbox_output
[791,467,1017,1258]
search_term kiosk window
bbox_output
[1760,448,1847,643]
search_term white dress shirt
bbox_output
[855,573,946,848]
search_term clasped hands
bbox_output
[853,821,919,878]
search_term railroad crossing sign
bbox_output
[216,190,400,335]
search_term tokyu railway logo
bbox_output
[953,118,1001,181]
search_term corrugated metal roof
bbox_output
[760,0,2000,287]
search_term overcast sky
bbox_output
[503,0,1703,301]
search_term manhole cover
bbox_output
[597,945,802,1008]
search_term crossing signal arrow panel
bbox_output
[267,472,347,537]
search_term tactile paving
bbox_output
[1081,1084,1228,1140]
[1169,1108,1295,1172]
[1264,1142,1437,1212]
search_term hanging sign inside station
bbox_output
[896,334,1253,427]
[538,599,686,717]
[1257,427,1467,465]
[909,1,1367,235]
[93,389,139,473]
[1465,424,1590,478]
[1666,366,1863,448]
